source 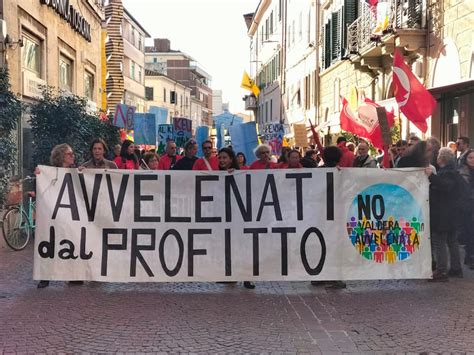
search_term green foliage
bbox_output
[29,87,120,167]
[0,68,22,206]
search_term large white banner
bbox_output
[34,166,431,282]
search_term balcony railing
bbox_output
[244,95,257,110]
[347,0,424,55]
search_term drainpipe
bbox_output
[315,0,320,126]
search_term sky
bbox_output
[122,0,260,114]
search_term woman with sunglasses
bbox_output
[249,144,278,170]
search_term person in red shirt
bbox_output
[157,140,182,170]
[336,136,355,167]
[236,152,249,169]
[193,140,219,171]
[286,150,303,168]
[249,144,278,169]
[143,152,159,170]
[114,140,139,170]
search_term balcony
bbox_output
[347,0,426,69]
[244,95,257,110]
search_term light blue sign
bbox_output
[229,122,259,164]
[133,113,156,145]
[196,126,210,157]
[149,106,168,125]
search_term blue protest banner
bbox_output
[113,104,135,129]
[133,113,157,145]
[196,126,210,157]
[149,106,168,125]
[157,124,174,154]
[229,122,259,164]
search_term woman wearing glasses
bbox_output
[37,143,83,289]
[249,144,278,170]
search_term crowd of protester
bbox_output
[36,134,474,287]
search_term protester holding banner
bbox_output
[249,144,278,170]
[319,146,342,168]
[193,140,219,171]
[158,141,182,170]
[394,140,408,167]
[142,152,160,170]
[81,138,118,169]
[300,150,319,168]
[114,140,139,170]
[353,142,378,168]
[236,152,248,169]
[286,150,303,169]
[37,143,83,289]
[277,147,291,168]
[397,141,433,169]
[217,147,240,172]
[425,148,463,281]
[172,139,198,170]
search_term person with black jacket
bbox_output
[425,147,464,281]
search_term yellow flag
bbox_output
[251,82,260,97]
[241,71,253,91]
[241,71,260,97]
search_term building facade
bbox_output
[144,70,191,123]
[212,89,223,115]
[0,0,105,173]
[145,38,213,127]
[105,0,150,115]
[247,0,284,128]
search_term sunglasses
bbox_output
[203,146,212,150]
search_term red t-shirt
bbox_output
[285,163,303,169]
[337,143,355,168]
[114,157,139,170]
[249,160,278,170]
[192,156,219,171]
[157,155,182,170]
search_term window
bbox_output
[153,57,157,63]
[270,99,273,120]
[130,26,135,46]
[138,35,143,51]
[279,0,282,21]
[299,12,303,39]
[138,65,142,83]
[130,61,136,80]
[292,20,295,44]
[265,19,269,40]
[22,35,41,76]
[265,101,268,122]
[270,11,274,34]
[59,55,73,91]
[163,88,166,102]
[84,71,94,100]
[145,86,154,101]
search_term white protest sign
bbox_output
[34,167,431,282]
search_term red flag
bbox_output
[339,97,394,149]
[393,50,437,133]
[365,0,378,6]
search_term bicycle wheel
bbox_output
[2,207,31,251]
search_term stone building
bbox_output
[0,0,105,173]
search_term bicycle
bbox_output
[2,176,36,251]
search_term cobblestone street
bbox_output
[1,239,474,354]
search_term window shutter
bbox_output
[331,11,341,61]
[342,0,359,52]
[324,22,331,69]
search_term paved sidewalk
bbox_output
[1,244,474,354]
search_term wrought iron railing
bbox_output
[347,0,424,55]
